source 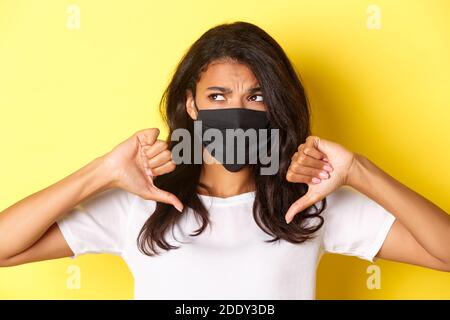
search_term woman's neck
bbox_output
[197,163,255,198]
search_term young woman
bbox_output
[0,22,448,300]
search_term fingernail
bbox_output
[323,165,333,172]
[312,177,321,184]
[319,171,329,179]
[175,205,183,213]
[285,216,291,224]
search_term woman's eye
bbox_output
[249,94,264,102]
[208,93,226,101]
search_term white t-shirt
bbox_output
[56,185,396,300]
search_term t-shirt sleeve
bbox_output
[56,188,138,258]
[320,185,396,262]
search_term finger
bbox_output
[152,160,176,176]
[147,150,172,168]
[300,143,327,160]
[293,153,333,172]
[285,192,319,224]
[137,128,160,146]
[149,185,184,212]
[141,160,154,179]
[137,143,154,179]
[286,171,322,184]
[141,140,168,159]
[288,164,330,179]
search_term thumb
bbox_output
[148,185,184,213]
[284,191,318,224]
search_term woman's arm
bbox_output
[285,135,450,272]
[0,156,112,265]
[0,128,182,267]
[347,154,450,271]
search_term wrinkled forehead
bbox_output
[196,59,260,93]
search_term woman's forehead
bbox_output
[197,60,260,90]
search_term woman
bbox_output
[0,21,448,300]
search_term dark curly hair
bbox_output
[137,21,327,255]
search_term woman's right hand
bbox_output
[101,128,184,212]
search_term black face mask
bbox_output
[193,100,270,172]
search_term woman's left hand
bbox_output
[285,135,357,223]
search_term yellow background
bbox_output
[1,0,449,299]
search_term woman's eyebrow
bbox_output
[206,86,232,93]
[248,86,262,94]
[206,86,262,94]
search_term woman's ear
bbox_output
[185,90,198,120]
